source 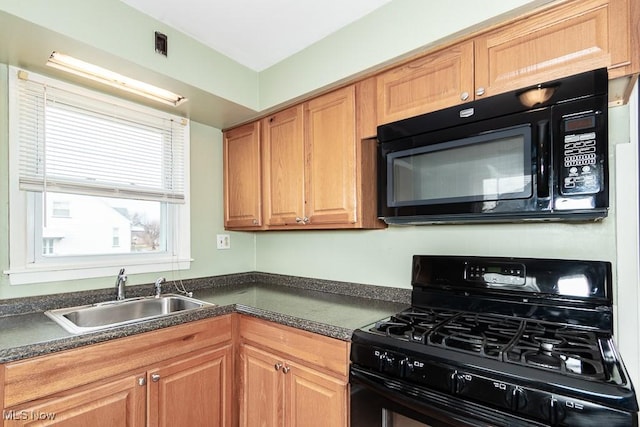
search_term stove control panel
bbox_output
[351,340,635,427]
[464,262,526,286]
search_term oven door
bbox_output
[350,367,545,427]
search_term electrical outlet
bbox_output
[216,234,230,250]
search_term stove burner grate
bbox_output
[369,308,608,381]
[506,324,605,380]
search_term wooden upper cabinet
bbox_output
[474,0,633,98]
[262,105,305,226]
[223,122,262,229]
[304,86,358,226]
[376,40,474,125]
[226,84,383,231]
[375,0,638,124]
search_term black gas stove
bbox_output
[350,256,638,427]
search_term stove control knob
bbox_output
[543,397,566,425]
[508,387,527,411]
[400,357,412,376]
[377,351,394,371]
[452,372,469,394]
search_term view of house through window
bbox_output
[41,193,165,257]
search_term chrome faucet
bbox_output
[154,277,166,298]
[115,268,127,300]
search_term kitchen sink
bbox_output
[45,294,215,334]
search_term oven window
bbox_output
[387,125,532,207]
[384,409,429,427]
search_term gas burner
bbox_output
[506,322,606,379]
[533,336,566,350]
[370,308,458,343]
[428,313,521,358]
[525,350,564,370]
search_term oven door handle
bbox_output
[536,119,550,198]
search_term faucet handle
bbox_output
[154,277,166,298]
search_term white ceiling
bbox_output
[120,0,393,72]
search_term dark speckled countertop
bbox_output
[0,272,410,364]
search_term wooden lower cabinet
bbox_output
[3,345,232,427]
[240,345,284,427]
[240,344,348,427]
[285,358,348,427]
[1,316,233,427]
[3,371,146,427]
[239,317,349,427]
[148,345,232,427]
[1,315,350,427]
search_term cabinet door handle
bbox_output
[138,377,146,386]
[302,217,309,224]
[475,87,486,96]
[274,362,283,371]
[460,91,469,101]
[282,365,291,374]
[151,373,161,382]
[252,219,259,225]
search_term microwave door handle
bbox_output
[537,120,550,198]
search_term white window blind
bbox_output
[15,71,187,203]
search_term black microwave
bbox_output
[377,68,609,224]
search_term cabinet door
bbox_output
[474,0,614,98]
[148,345,232,427]
[3,372,146,427]
[223,122,262,229]
[376,40,474,124]
[239,344,285,427]
[304,86,357,226]
[284,360,348,427]
[262,105,305,226]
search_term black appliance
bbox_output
[377,69,609,224]
[350,255,638,426]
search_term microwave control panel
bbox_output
[560,113,602,195]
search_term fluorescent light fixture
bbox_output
[46,51,186,106]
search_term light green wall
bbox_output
[258,0,552,109]
[0,0,258,110]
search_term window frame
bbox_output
[6,67,191,286]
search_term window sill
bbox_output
[4,258,192,286]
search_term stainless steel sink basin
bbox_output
[45,294,215,334]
